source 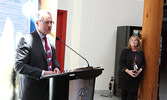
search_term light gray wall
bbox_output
[58,0,144,90]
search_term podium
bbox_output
[41,67,103,100]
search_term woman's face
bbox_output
[130,37,138,48]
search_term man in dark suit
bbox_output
[15,10,60,100]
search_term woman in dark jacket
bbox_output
[118,35,145,100]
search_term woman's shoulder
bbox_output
[122,48,131,52]
[139,50,144,55]
[120,48,132,56]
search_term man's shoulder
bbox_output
[23,30,38,39]
[20,31,37,44]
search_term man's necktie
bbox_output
[44,37,52,71]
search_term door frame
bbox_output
[56,9,67,72]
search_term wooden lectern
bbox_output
[41,67,103,100]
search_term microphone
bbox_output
[56,37,90,67]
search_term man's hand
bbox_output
[44,68,60,75]
[44,71,55,75]
[53,68,60,74]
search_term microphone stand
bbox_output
[56,37,90,67]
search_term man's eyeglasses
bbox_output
[38,20,55,25]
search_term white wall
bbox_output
[58,0,144,90]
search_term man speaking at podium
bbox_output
[15,10,60,100]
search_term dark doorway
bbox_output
[159,2,167,99]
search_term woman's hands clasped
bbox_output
[125,68,143,78]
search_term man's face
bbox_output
[36,13,53,36]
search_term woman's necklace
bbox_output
[133,54,139,73]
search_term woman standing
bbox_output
[118,35,145,100]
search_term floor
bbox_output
[159,68,167,100]
[94,90,121,100]
[94,94,121,100]
[93,68,167,100]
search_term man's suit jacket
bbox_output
[15,30,60,100]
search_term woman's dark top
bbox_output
[118,48,145,92]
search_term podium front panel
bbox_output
[69,79,95,100]
[44,67,104,100]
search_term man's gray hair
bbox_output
[34,10,52,21]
